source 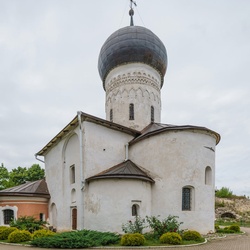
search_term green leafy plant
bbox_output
[122,216,146,233]
[0,227,18,240]
[32,229,55,239]
[215,187,233,198]
[120,233,145,246]
[182,230,202,241]
[146,215,183,238]
[160,232,182,245]
[228,224,240,232]
[31,230,120,248]
[8,229,32,243]
[10,216,46,233]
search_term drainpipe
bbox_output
[125,143,129,161]
[77,111,85,230]
[35,154,45,163]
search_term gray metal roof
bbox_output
[0,179,50,198]
[129,122,221,145]
[86,160,154,183]
[98,25,168,89]
[36,112,141,156]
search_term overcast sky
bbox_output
[0,0,249,196]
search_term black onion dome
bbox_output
[98,26,168,89]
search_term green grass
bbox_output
[216,220,250,227]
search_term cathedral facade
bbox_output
[36,14,220,234]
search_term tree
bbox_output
[0,164,45,190]
[9,166,27,186]
[26,164,45,182]
[0,163,10,190]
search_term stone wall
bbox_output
[215,197,250,221]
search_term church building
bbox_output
[35,6,220,234]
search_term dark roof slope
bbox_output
[0,179,50,198]
[86,160,154,183]
[36,111,141,156]
[130,123,220,145]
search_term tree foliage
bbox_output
[0,163,45,190]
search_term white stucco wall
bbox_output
[44,120,135,231]
[83,121,134,178]
[129,129,217,234]
[44,132,80,231]
[105,63,162,130]
[84,179,152,233]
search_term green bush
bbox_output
[10,216,46,233]
[146,215,183,238]
[121,233,145,246]
[182,230,202,241]
[229,224,240,232]
[31,230,120,248]
[216,228,235,234]
[32,229,55,239]
[215,224,220,231]
[0,227,18,240]
[215,187,233,198]
[122,216,146,233]
[160,232,182,245]
[8,230,32,243]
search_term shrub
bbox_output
[229,224,240,232]
[160,232,182,245]
[0,227,18,240]
[215,187,233,198]
[31,230,120,248]
[8,230,32,243]
[215,224,220,231]
[121,233,145,246]
[122,216,146,233]
[10,216,46,233]
[182,230,202,241]
[216,228,235,234]
[32,229,55,239]
[146,215,183,238]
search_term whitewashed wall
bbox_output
[105,63,162,130]
[84,179,152,233]
[129,129,217,234]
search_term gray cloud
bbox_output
[0,0,249,196]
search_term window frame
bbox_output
[70,165,76,184]
[129,103,134,120]
[3,209,14,225]
[151,106,154,122]
[182,186,194,211]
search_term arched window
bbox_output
[70,165,75,184]
[110,109,113,122]
[129,103,134,120]
[182,186,194,211]
[151,106,154,122]
[132,204,139,216]
[205,166,212,185]
[3,209,14,224]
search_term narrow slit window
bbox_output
[70,165,75,184]
[129,103,134,120]
[151,106,154,122]
[110,109,113,122]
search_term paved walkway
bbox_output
[1,227,250,250]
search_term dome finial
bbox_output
[129,0,136,26]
